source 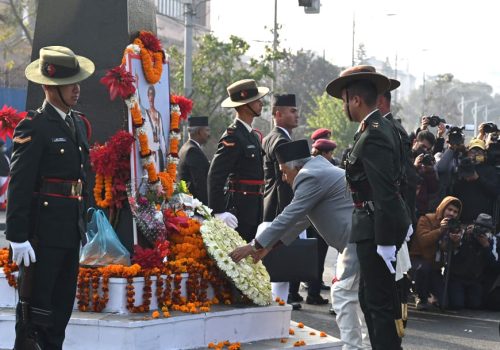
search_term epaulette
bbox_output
[226,125,237,135]
[25,109,42,121]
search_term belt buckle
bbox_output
[71,181,83,196]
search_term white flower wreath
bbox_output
[200,219,273,306]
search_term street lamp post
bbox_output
[183,0,194,98]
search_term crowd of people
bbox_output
[180,67,500,349]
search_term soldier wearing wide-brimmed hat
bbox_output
[6,46,94,349]
[178,116,211,205]
[326,65,411,349]
[208,79,269,242]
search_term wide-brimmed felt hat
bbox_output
[25,46,95,86]
[326,65,390,99]
[221,79,270,108]
[389,78,400,91]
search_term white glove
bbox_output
[405,225,414,242]
[215,212,238,229]
[376,245,396,274]
[10,241,36,267]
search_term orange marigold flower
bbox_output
[207,342,216,349]
[151,310,160,318]
[279,300,285,306]
[319,331,327,337]
[309,332,316,336]
[280,338,288,343]
[289,328,295,335]
[297,322,304,328]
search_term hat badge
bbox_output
[43,63,56,77]
[240,90,248,98]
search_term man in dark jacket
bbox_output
[326,65,411,349]
[7,46,94,350]
[208,79,269,242]
[178,116,210,204]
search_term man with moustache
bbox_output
[208,79,269,242]
[178,116,211,205]
[326,66,411,349]
[6,46,94,349]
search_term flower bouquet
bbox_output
[200,219,272,306]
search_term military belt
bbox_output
[37,178,84,198]
[228,179,264,196]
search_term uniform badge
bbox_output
[13,136,32,144]
[247,145,256,149]
[371,122,379,128]
[52,137,67,143]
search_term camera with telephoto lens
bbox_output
[447,218,461,233]
[471,224,490,239]
[483,122,499,134]
[447,126,465,145]
[428,115,446,127]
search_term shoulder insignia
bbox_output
[13,136,32,144]
[371,122,379,128]
[226,127,236,135]
[222,140,236,147]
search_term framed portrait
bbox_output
[125,53,171,191]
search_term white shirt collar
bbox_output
[47,101,71,121]
[357,109,379,133]
[190,139,201,148]
[236,118,253,133]
[277,126,291,139]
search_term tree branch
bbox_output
[8,0,33,45]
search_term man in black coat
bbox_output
[178,116,210,204]
[327,65,411,350]
[261,94,303,308]
[208,79,269,242]
[6,46,94,350]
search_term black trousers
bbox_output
[15,245,79,350]
[357,240,402,350]
[306,227,328,296]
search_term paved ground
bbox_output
[1,212,499,349]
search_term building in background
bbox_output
[155,0,211,48]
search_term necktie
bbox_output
[65,113,76,137]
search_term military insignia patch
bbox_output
[13,136,32,144]
[371,122,379,128]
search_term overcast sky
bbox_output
[210,0,500,95]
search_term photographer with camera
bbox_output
[446,213,497,310]
[410,196,462,310]
[452,139,499,224]
[419,115,447,154]
[412,130,439,217]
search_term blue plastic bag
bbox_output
[79,208,131,266]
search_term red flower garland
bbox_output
[100,65,136,101]
[170,95,193,120]
[0,105,27,141]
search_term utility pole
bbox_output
[351,13,355,66]
[460,95,465,126]
[394,53,398,105]
[272,0,278,91]
[183,0,194,98]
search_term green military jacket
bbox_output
[347,110,410,247]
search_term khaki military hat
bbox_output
[326,65,390,99]
[25,46,95,86]
[221,79,270,108]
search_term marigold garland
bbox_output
[0,248,17,288]
[133,37,163,84]
[94,174,113,208]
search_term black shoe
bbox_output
[290,302,302,310]
[306,295,329,305]
[288,293,304,303]
[320,282,331,291]
[329,306,336,315]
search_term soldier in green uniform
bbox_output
[207,79,269,242]
[326,66,410,350]
[6,46,94,349]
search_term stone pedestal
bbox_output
[26,0,158,251]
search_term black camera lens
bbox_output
[429,115,446,127]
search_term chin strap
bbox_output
[345,89,353,122]
[56,86,71,109]
[245,103,260,117]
